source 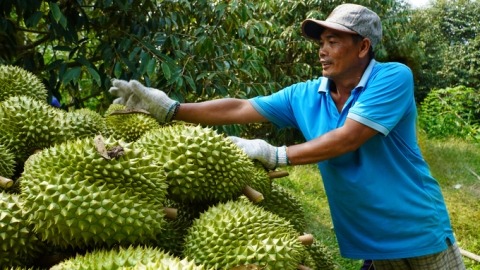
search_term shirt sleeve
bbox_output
[347,63,415,136]
[249,81,316,130]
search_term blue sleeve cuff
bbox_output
[347,112,390,136]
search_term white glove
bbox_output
[228,136,289,170]
[109,79,179,122]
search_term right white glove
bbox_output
[228,136,289,170]
[109,79,179,123]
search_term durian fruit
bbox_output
[127,259,207,270]
[0,65,48,102]
[135,124,254,203]
[51,245,205,270]
[0,144,16,189]
[0,95,70,164]
[0,192,45,267]
[183,199,305,269]
[257,182,307,233]
[19,136,169,249]
[248,161,272,197]
[66,108,107,139]
[104,104,159,142]
[153,199,212,256]
[303,240,337,270]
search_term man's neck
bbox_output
[328,59,371,112]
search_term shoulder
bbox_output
[372,62,413,79]
[285,77,323,91]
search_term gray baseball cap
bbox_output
[301,4,382,48]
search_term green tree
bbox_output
[418,85,480,140]
[1,0,420,144]
[410,0,480,100]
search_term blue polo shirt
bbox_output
[249,60,454,260]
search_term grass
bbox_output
[275,135,480,270]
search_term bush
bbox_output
[418,85,480,141]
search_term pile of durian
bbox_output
[0,65,336,270]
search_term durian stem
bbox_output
[0,176,13,189]
[242,185,264,203]
[33,149,42,154]
[163,207,178,220]
[298,234,314,246]
[268,171,289,179]
[298,264,313,270]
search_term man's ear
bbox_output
[359,38,371,58]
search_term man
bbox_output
[109,4,465,269]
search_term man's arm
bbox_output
[109,79,268,125]
[175,98,269,125]
[287,118,378,165]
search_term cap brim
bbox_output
[301,19,357,40]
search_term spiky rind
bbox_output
[153,199,212,256]
[0,96,70,164]
[258,183,307,233]
[66,108,107,139]
[105,104,159,142]
[304,240,337,270]
[136,124,254,202]
[20,137,169,249]
[183,200,304,269]
[248,161,272,197]
[0,192,45,267]
[0,65,47,102]
[0,143,16,180]
[51,245,204,269]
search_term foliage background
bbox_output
[2,0,480,268]
[1,0,423,145]
[2,0,479,143]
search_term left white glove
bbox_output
[109,79,179,122]
[228,136,289,170]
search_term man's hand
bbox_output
[109,79,179,123]
[228,136,289,170]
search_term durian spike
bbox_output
[298,264,313,270]
[229,264,264,270]
[268,171,289,179]
[163,207,178,220]
[242,185,264,203]
[108,108,151,116]
[94,134,111,160]
[298,234,314,246]
[0,176,13,189]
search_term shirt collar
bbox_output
[318,59,377,93]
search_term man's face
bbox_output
[318,28,363,81]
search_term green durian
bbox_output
[19,137,169,249]
[104,104,159,142]
[248,161,272,197]
[183,200,305,269]
[0,95,70,164]
[257,182,307,233]
[66,108,107,139]
[154,199,212,256]
[0,143,16,181]
[301,251,317,270]
[304,240,337,270]
[0,65,47,102]
[51,245,205,270]
[0,192,45,267]
[135,124,254,203]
